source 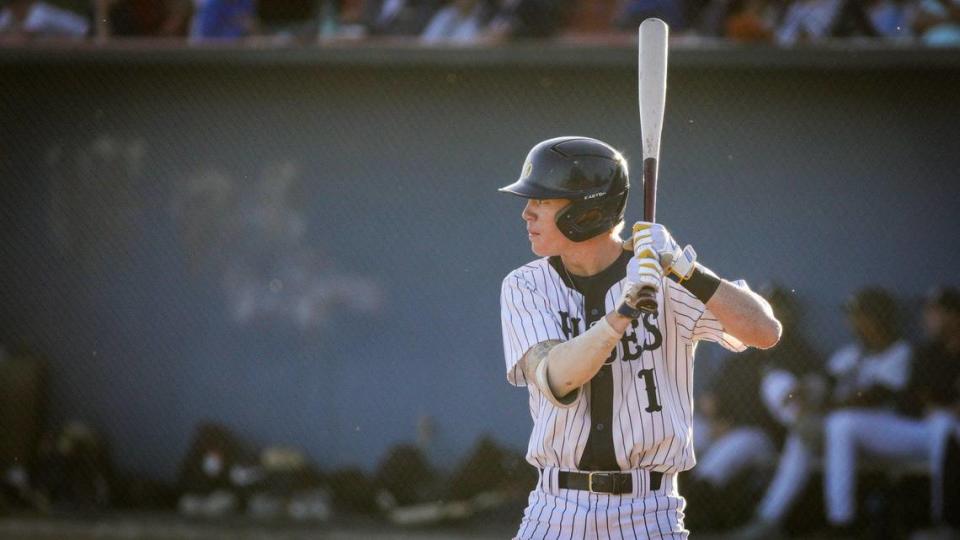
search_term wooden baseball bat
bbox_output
[636,18,669,314]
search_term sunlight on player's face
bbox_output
[522,198,571,257]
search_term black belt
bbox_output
[553,470,663,495]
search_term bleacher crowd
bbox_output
[0,0,958,46]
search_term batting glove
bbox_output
[626,251,662,293]
[632,222,697,281]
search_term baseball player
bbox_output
[499,136,782,538]
[823,287,960,533]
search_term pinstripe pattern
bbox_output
[501,256,747,537]
[514,469,689,539]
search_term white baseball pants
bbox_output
[515,468,688,539]
[824,408,959,525]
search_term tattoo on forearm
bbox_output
[523,340,562,384]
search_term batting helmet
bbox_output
[499,136,630,242]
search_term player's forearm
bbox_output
[705,280,782,349]
[543,315,625,398]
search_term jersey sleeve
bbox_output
[866,341,912,391]
[827,344,860,377]
[500,269,567,387]
[689,278,748,352]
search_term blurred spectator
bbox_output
[446,436,525,500]
[256,0,314,39]
[190,0,258,40]
[104,0,193,37]
[374,444,439,507]
[33,421,113,510]
[248,446,330,522]
[316,0,339,38]
[723,0,782,42]
[562,0,617,34]
[912,0,960,45]
[692,0,735,37]
[420,0,495,43]
[733,286,912,539]
[614,0,687,31]
[176,422,335,521]
[0,0,89,39]
[326,467,379,513]
[823,287,960,535]
[177,422,251,517]
[381,436,534,526]
[484,0,574,40]
[775,0,877,44]
[863,0,913,37]
[363,0,440,36]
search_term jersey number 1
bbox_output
[638,369,662,413]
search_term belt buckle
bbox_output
[588,471,607,493]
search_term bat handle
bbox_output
[639,156,660,314]
[643,157,658,223]
[636,286,658,314]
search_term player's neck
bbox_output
[863,335,896,354]
[560,235,624,277]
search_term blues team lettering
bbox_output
[559,310,582,339]
[622,314,663,361]
[558,311,663,363]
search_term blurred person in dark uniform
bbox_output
[823,287,960,537]
[733,287,912,539]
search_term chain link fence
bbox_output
[1,42,959,537]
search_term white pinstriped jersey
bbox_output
[501,250,746,474]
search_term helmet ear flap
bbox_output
[555,195,625,242]
[554,203,582,241]
[575,207,604,227]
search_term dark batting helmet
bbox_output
[499,136,630,242]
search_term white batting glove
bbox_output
[632,222,697,281]
[626,251,662,293]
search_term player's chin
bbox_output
[529,240,558,258]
